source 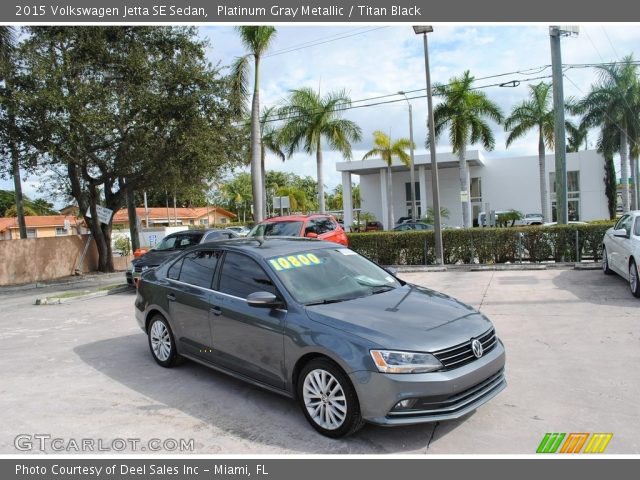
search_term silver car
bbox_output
[602,210,640,297]
[135,238,506,437]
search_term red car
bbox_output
[249,214,349,246]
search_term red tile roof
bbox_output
[0,215,80,232]
[111,206,236,223]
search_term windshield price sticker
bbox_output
[269,253,321,271]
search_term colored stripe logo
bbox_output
[537,433,613,453]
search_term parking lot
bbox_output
[1,268,638,454]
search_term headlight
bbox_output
[370,350,443,374]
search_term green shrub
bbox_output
[347,223,612,265]
[114,236,131,256]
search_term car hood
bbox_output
[305,284,493,352]
[133,250,179,267]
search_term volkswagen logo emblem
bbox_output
[471,339,484,358]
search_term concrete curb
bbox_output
[394,261,603,273]
[34,285,132,305]
[1,272,125,294]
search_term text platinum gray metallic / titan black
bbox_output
[134,238,506,437]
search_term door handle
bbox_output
[210,305,222,316]
[167,293,176,301]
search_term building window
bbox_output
[550,171,580,221]
[200,219,209,226]
[404,182,421,218]
[470,177,482,202]
[55,227,67,236]
[26,229,37,239]
[220,218,227,224]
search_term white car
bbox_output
[602,210,640,297]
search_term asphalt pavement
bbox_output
[0,268,638,454]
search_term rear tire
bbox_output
[602,247,613,275]
[297,358,365,438]
[148,315,183,367]
[630,260,640,298]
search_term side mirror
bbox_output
[305,232,319,238]
[613,228,629,238]
[246,291,283,309]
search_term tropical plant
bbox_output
[278,87,362,213]
[362,130,413,228]
[575,55,640,213]
[231,26,277,223]
[221,172,253,222]
[433,70,503,228]
[504,82,559,223]
[423,207,450,225]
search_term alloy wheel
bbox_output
[302,369,347,430]
[150,320,172,362]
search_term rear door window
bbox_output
[178,250,220,289]
[218,252,276,299]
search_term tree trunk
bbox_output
[250,55,263,222]
[458,145,471,228]
[317,141,325,213]
[630,153,638,211]
[538,129,549,222]
[387,166,395,229]
[126,182,140,251]
[620,130,630,213]
[261,149,267,218]
[7,90,27,239]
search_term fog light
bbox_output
[393,399,417,410]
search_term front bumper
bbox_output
[350,339,506,426]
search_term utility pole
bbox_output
[400,92,418,221]
[549,25,578,224]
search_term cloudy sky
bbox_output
[4,24,640,204]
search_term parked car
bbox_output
[543,221,588,226]
[226,226,251,237]
[135,238,506,437]
[602,210,640,297]
[126,229,239,285]
[248,214,348,246]
[393,222,434,231]
[514,213,544,226]
[364,220,384,232]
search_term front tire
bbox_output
[297,358,364,438]
[602,247,613,275]
[148,315,182,367]
[630,260,640,298]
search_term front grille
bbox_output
[433,328,497,370]
[387,369,506,419]
[134,265,144,273]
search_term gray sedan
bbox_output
[135,238,506,437]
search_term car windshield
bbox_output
[266,247,402,305]
[249,221,303,237]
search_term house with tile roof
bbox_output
[0,215,85,240]
[111,206,237,229]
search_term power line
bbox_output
[264,27,388,58]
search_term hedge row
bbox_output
[346,223,615,265]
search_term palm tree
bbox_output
[230,26,277,223]
[575,55,640,213]
[504,82,556,223]
[278,87,362,213]
[433,70,503,228]
[0,26,27,239]
[362,131,413,229]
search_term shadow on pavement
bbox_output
[74,333,470,454]
[552,269,637,306]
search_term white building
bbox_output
[337,149,608,230]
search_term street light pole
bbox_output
[414,25,444,265]
[399,92,417,222]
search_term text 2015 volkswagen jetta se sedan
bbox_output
[135,238,506,437]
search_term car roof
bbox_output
[194,237,340,258]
